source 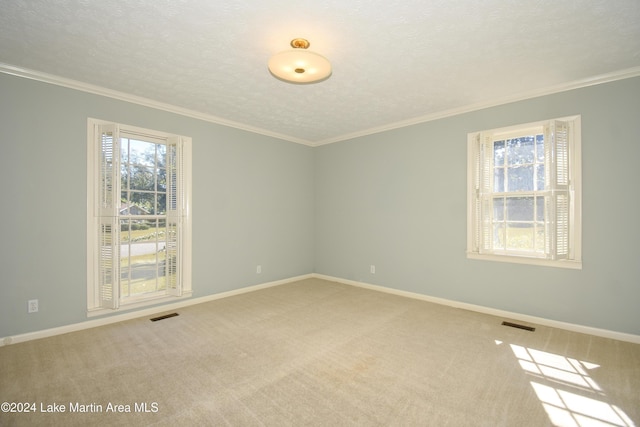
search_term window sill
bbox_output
[87,291,193,318]
[466,252,582,269]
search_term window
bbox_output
[87,119,192,315]
[467,116,581,268]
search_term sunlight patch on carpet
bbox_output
[501,342,635,427]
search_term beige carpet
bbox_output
[1,278,639,426]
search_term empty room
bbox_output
[1,1,639,426]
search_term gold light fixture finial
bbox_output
[290,38,310,49]
[268,38,332,84]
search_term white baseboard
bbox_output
[3,272,638,346]
[312,273,640,345]
[0,274,313,347]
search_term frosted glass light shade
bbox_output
[268,44,332,84]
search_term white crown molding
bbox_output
[312,66,640,146]
[0,63,315,146]
[313,274,640,344]
[2,63,640,147]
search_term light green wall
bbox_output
[0,73,315,337]
[315,76,640,335]
[2,73,639,338]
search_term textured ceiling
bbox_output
[1,1,639,145]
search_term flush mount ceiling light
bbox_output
[268,38,332,84]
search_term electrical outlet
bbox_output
[370,265,376,274]
[28,299,38,313]
[256,265,262,274]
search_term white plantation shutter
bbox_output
[470,133,481,253]
[544,121,570,260]
[470,133,494,254]
[166,136,184,296]
[478,133,494,254]
[96,124,120,309]
[98,219,117,308]
[97,124,117,216]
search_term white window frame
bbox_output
[467,116,582,269]
[87,118,192,316]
